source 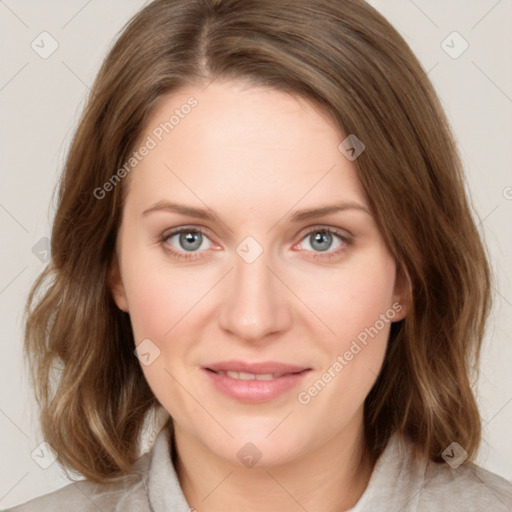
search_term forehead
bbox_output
[123,80,368,218]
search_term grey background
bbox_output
[1,0,511,508]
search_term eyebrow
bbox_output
[142,200,371,222]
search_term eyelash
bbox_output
[159,225,353,262]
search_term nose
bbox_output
[217,243,293,343]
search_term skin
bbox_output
[109,79,410,512]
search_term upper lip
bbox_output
[205,360,310,375]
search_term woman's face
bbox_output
[110,79,408,466]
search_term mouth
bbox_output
[202,361,312,403]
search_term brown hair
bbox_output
[24,0,491,483]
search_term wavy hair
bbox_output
[24,0,492,482]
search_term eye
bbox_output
[295,226,352,260]
[160,227,214,260]
[159,225,352,262]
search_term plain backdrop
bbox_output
[1,0,511,508]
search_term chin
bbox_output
[204,423,311,468]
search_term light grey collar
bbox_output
[147,426,191,511]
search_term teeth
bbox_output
[238,371,256,380]
[217,371,281,380]
[255,373,275,381]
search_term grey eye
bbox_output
[166,230,211,252]
[302,230,342,252]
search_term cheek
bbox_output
[122,247,208,343]
[302,251,397,345]
[123,262,203,416]
[295,248,396,404]
[296,284,394,423]
[124,281,169,343]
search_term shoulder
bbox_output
[417,458,512,511]
[356,433,512,512]
[5,453,152,512]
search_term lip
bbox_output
[203,360,311,403]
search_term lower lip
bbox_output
[203,369,311,403]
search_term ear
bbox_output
[108,252,129,312]
[391,263,412,322]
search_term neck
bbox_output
[173,409,375,512]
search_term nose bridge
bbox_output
[218,237,291,341]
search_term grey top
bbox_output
[6,427,512,511]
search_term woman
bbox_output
[10,0,512,510]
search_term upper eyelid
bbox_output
[300,225,352,238]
